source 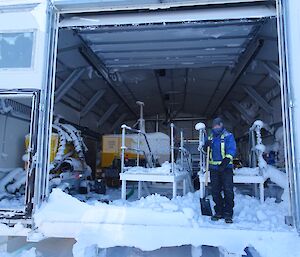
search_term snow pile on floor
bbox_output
[33,189,299,257]
[125,161,184,175]
[114,190,289,231]
[34,189,191,228]
[233,194,287,230]
[35,188,290,232]
[0,248,40,257]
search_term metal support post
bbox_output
[137,133,140,166]
[183,179,187,195]
[180,130,184,170]
[121,125,126,173]
[138,181,142,199]
[195,122,206,173]
[120,125,127,200]
[156,114,159,132]
[136,101,145,133]
[171,123,175,174]
[173,181,177,198]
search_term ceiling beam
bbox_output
[54,68,85,103]
[79,45,138,118]
[88,35,248,47]
[261,61,280,85]
[103,53,238,62]
[244,86,273,114]
[231,101,253,125]
[80,89,106,118]
[108,61,235,71]
[92,45,242,54]
[97,104,119,127]
[265,85,281,102]
[105,55,235,64]
[210,38,264,116]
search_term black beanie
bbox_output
[212,117,224,127]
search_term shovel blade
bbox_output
[200,198,212,216]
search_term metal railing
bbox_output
[195,123,207,174]
[120,124,156,173]
[249,121,265,172]
[170,123,192,174]
[120,123,192,177]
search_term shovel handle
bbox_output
[205,146,210,187]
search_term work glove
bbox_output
[202,140,212,153]
[218,157,231,172]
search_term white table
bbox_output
[199,173,266,203]
[120,172,189,200]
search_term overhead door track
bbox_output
[59,5,276,28]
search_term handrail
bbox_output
[195,123,206,174]
[121,124,156,173]
[170,123,193,174]
[121,125,155,165]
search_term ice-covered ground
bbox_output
[0,187,299,257]
[31,188,300,257]
[0,162,295,257]
[36,188,290,231]
[0,248,39,257]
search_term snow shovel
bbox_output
[200,146,212,216]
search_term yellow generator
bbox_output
[101,134,143,168]
[100,134,143,187]
[101,132,170,169]
[99,133,170,187]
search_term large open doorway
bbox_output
[39,1,294,231]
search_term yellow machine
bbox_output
[25,133,59,163]
[25,133,77,167]
[101,134,143,168]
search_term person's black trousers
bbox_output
[210,168,234,218]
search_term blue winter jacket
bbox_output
[205,128,237,171]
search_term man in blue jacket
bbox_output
[204,117,237,223]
